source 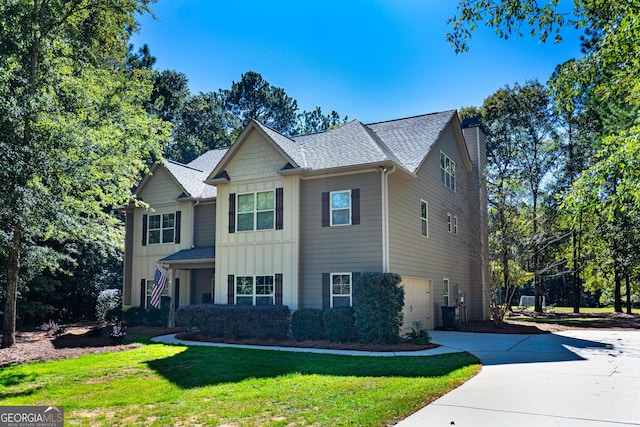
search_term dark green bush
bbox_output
[353,272,404,344]
[291,308,325,341]
[146,296,171,327]
[323,306,356,342]
[175,304,290,340]
[105,307,124,323]
[124,307,147,326]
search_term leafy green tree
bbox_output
[221,71,299,137]
[294,106,348,135]
[0,0,170,347]
[165,92,231,163]
[148,69,190,124]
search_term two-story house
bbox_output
[122,110,489,330]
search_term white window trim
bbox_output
[330,272,352,307]
[420,199,429,238]
[447,213,458,235]
[440,151,456,191]
[236,190,275,232]
[235,275,275,305]
[330,190,352,226]
[443,278,450,306]
[148,212,175,245]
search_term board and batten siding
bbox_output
[299,171,383,309]
[387,122,478,325]
[194,202,216,247]
[214,129,301,308]
[125,167,195,308]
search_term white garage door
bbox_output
[401,277,432,332]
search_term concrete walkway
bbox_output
[396,330,640,426]
[152,330,640,426]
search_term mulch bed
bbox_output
[0,325,180,368]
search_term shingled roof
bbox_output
[148,148,228,200]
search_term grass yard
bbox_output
[0,343,480,426]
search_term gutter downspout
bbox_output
[191,198,201,248]
[378,165,396,272]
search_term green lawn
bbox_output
[0,344,480,426]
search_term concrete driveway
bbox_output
[396,329,640,426]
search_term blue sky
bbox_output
[130,0,584,124]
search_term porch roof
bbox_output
[159,246,215,264]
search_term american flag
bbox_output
[150,266,167,308]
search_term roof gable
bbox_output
[206,110,471,181]
[136,148,227,201]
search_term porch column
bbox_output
[168,268,175,327]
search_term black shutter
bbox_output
[351,272,361,306]
[175,211,181,243]
[140,279,146,308]
[322,273,330,309]
[142,214,148,246]
[174,278,180,309]
[275,187,284,230]
[228,193,236,233]
[275,273,283,305]
[321,192,330,227]
[227,275,235,304]
[351,188,360,225]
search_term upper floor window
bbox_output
[237,190,275,231]
[331,190,351,226]
[322,189,360,227]
[440,151,456,191]
[421,200,429,237]
[149,213,175,244]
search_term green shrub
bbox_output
[353,272,404,345]
[323,306,356,342]
[124,307,147,326]
[292,309,325,341]
[147,296,172,327]
[105,307,124,323]
[175,304,290,340]
[408,322,431,345]
[96,289,122,323]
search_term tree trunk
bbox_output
[625,275,632,315]
[613,261,623,313]
[2,225,21,348]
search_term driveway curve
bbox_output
[396,330,640,426]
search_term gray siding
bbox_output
[462,125,489,321]
[299,171,383,308]
[194,202,216,247]
[387,123,481,324]
[190,268,214,304]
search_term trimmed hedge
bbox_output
[353,272,404,344]
[291,308,325,341]
[124,307,147,326]
[323,306,356,342]
[176,304,290,340]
